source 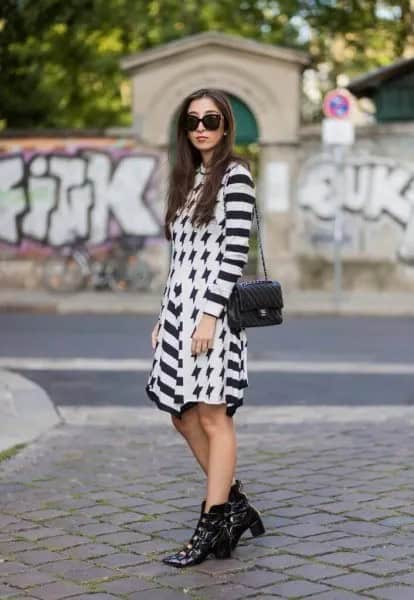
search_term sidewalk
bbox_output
[2,392,414,598]
[1,288,414,316]
[0,369,62,453]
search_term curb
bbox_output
[0,369,63,453]
[1,290,414,317]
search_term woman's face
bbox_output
[186,96,226,154]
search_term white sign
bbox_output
[322,118,355,146]
[264,161,290,212]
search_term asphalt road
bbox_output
[1,312,413,408]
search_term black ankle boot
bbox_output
[161,501,232,567]
[228,479,265,550]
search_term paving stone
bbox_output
[281,541,341,557]
[227,568,288,588]
[42,535,91,550]
[0,540,41,554]
[249,534,297,548]
[66,593,117,600]
[100,511,145,526]
[11,549,67,566]
[189,583,256,599]
[76,523,120,536]
[335,521,394,537]
[334,537,378,551]
[20,509,71,521]
[52,564,115,583]
[307,591,373,599]
[37,559,95,577]
[272,507,317,518]
[277,523,334,538]
[319,551,377,566]
[5,569,57,588]
[128,591,195,600]
[355,559,413,576]
[0,560,29,575]
[122,538,179,554]
[379,516,414,527]
[27,580,89,599]
[193,558,248,575]
[394,572,414,585]
[154,571,217,589]
[324,571,385,590]
[0,583,22,598]
[18,527,68,541]
[241,596,279,600]
[93,551,148,568]
[92,530,150,545]
[261,579,332,597]
[99,576,159,594]
[59,543,118,560]
[254,554,307,569]
[120,560,174,577]
[156,527,196,543]
[368,585,414,599]
[284,562,347,580]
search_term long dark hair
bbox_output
[164,88,248,240]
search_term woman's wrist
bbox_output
[202,312,217,320]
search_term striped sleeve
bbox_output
[201,163,255,319]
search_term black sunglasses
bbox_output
[184,113,222,131]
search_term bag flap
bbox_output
[236,280,283,311]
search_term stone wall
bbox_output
[295,121,414,291]
[0,133,169,289]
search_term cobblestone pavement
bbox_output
[1,414,414,599]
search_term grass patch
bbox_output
[0,443,26,463]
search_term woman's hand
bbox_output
[151,320,161,350]
[191,314,217,356]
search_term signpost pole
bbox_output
[332,145,345,308]
[321,88,354,310]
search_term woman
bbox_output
[145,88,265,567]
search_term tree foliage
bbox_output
[0,0,412,128]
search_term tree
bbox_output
[0,0,412,128]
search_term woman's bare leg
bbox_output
[171,406,209,474]
[198,403,237,511]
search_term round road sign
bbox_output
[323,89,352,119]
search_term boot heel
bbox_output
[249,517,265,537]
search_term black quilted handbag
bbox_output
[226,172,284,333]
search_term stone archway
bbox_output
[121,31,309,289]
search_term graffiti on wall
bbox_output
[0,144,162,255]
[298,152,414,262]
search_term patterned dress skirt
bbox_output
[145,160,256,418]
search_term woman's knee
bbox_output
[198,404,229,437]
[171,406,199,435]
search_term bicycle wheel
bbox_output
[128,260,153,291]
[106,258,130,292]
[42,255,86,293]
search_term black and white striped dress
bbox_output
[145,160,255,417]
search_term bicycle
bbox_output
[41,233,154,293]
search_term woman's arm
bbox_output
[200,162,255,319]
